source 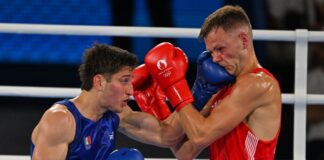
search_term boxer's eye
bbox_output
[120,77,131,85]
[214,47,224,53]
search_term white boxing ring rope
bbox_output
[0,85,324,105]
[0,23,324,160]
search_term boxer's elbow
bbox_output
[190,136,209,149]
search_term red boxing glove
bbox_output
[132,64,171,120]
[144,42,193,111]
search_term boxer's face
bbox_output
[99,67,133,113]
[205,27,246,76]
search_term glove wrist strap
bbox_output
[165,79,194,108]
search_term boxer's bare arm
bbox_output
[31,105,75,160]
[178,73,280,148]
[118,105,184,148]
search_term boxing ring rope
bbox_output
[0,85,323,105]
[1,23,324,41]
[0,23,324,160]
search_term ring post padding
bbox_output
[294,29,308,160]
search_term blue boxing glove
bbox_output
[192,51,235,111]
[107,147,144,160]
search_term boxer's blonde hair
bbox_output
[198,5,252,40]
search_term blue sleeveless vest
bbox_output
[31,99,120,159]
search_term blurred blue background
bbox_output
[0,0,224,64]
